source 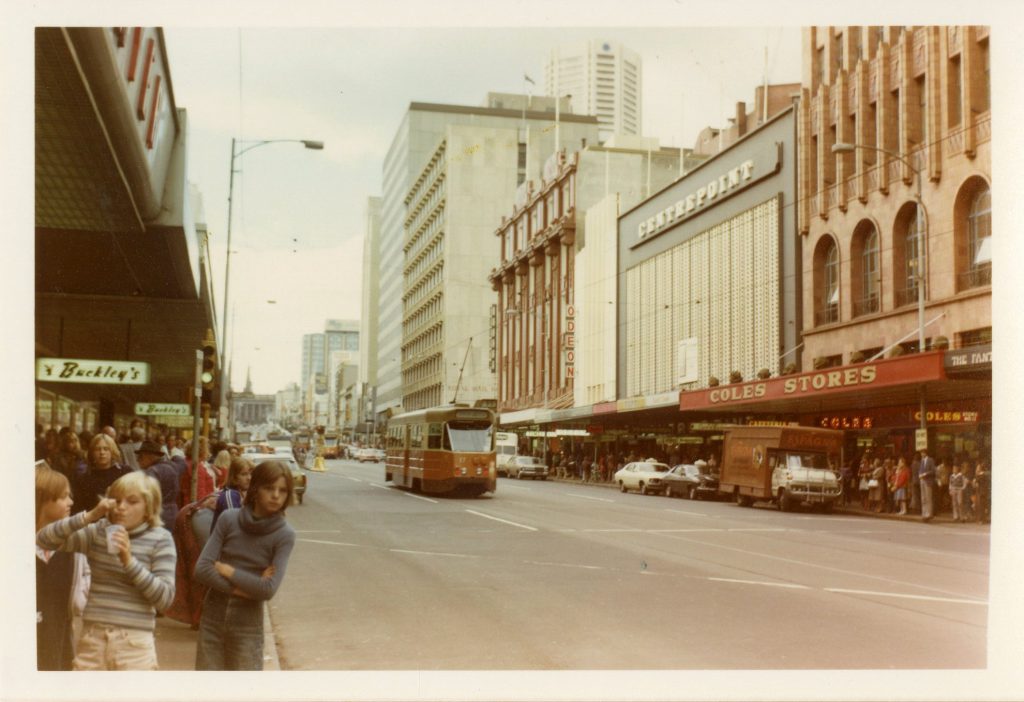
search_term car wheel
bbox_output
[640,482,648,495]
[778,488,792,512]
[619,481,627,493]
[687,485,697,500]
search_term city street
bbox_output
[268,458,989,670]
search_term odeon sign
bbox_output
[707,365,879,405]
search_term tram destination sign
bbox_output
[135,403,190,417]
[36,357,150,385]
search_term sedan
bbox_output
[355,448,385,463]
[664,463,720,500]
[613,460,670,495]
[250,453,307,505]
[506,455,548,480]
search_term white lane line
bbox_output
[582,528,642,533]
[708,577,810,590]
[664,509,708,516]
[524,560,604,571]
[299,538,365,548]
[727,528,787,532]
[370,483,390,490]
[404,492,439,504]
[465,509,538,531]
[824,587,988,606]
[389,549,477,559]
[567,493,615,503]
[344,476,363,482]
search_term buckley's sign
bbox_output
[36,358,151,385]
[135,403,190,416]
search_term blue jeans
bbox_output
[195,590,264,670]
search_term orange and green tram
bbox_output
[384,405,496,496]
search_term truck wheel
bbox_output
[734,489,752,507]
[619,481,627,493]
[778,489,792,512]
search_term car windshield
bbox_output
[446,422,493,452]
[644,463,669,472]
[785,452,830,470]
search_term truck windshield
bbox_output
[445,422,493,452]
[785,453,829,470]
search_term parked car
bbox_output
[250,453,307,505]
[355,447,385,463]
[664,463,720,500]
[506,455,548,480]
[614,460,670,495]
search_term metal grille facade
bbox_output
[624,196,780,397]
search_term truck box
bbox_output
[719,425,843,512]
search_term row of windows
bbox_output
[815,182,990,326]
[401,384,443,413]
[404,236,444,298]
[403,293,443,339]
[403,323,442,364]
[500,174,575,262]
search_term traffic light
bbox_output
[201,332,217,405]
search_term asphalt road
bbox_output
[267,458,989,670]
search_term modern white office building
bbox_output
[545,40,642,142]
[374,96,599,421]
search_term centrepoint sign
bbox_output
[636,159,755,243]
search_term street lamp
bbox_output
[831,141,929,449]
[220,138,324,436]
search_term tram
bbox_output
[384,405,496,496]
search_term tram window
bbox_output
[445,422,493,452]
[427,423,443,449]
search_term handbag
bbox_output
[867,479,880,488]
[859,478,870,490]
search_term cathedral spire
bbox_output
[244,366,253,394]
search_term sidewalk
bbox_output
[153,604,281,671]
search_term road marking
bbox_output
[404,492,439,504]
[465,509,538,531]
[299,538,365,548]
[727,528,787,532]
[343,476,362,482]
[389,549,477,559]
[708,577,810,590]
[648,528,724,533]
[582,528,642,533]
[824,587,988,606]
[369,483,390,490]
[663,509,707,516]
[523,560,604,570]
[567,493,615,503]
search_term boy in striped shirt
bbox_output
[36,471,176,670]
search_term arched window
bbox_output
[821,240,840,325]
[852,222,880,317]
[968,186,991,285]
[899,205,924,307]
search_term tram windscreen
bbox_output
[445,421,493,452]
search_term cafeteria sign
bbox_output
[36,357,150,385]
[135,403,190,417]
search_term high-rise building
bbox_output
[359,197,382,433]
[300,320,359,420]
[375,97,599,420]
[545,40,642,142]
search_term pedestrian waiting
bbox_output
[36,471,176,670]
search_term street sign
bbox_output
[135,403,191,416]
[36,357,150,385]
[915,428,928,451]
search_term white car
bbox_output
[614,460,671,495]
[355,448,385,463]
[506,455,548,480]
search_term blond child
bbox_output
[36,471,176,670]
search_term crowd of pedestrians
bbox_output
[841,447,991,523]
[34,420,296,671]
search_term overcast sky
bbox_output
[161,25,802,394]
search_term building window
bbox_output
[955,178,991,291]
[949,56,962,127]
[916,75,927,147]
[978,39,990,113]
[816,237,840,326]
[899,207,924,307]
[957,327,991,348]
[854,225,880,317]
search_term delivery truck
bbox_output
[718,425,843,512]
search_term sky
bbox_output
[161,24,803,394]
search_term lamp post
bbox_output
[831,141,929,449]
[220,138,324,436]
